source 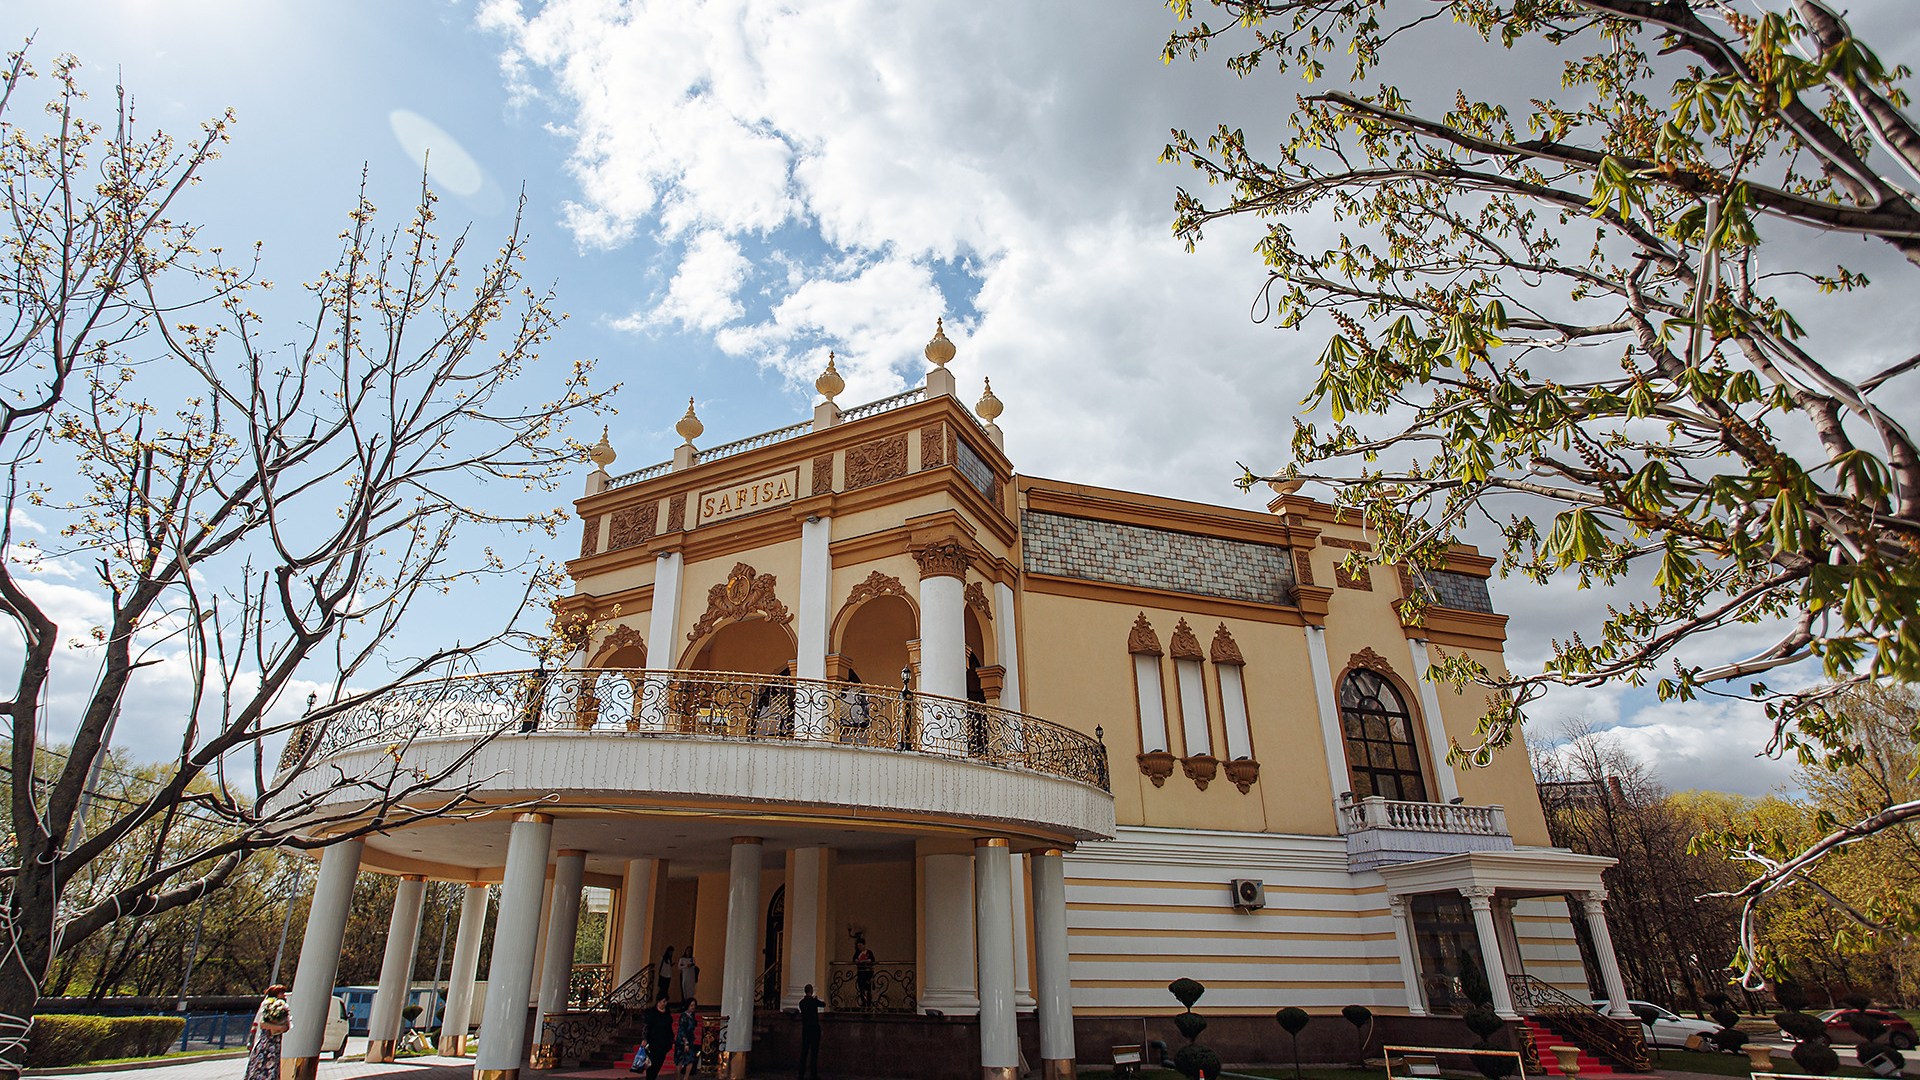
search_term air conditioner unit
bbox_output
[1230,877,1266,911]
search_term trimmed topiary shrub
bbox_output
[1342,1004,1374,1065]
[1168,979,1218,1079]
[1276,1007,1310,1080]
[24,1015,183,1067]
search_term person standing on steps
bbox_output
[678,945,699,1003]
[797,983,824,1080]
[642,995,675,1080]
[657,945,676,1002]
[674,995,703,1079]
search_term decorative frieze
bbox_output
[607,503,659,552]
[920,423,947,468]
[666,493,687,533]
[580,515,600,558]
[687,562,793,643]
[845,433,909,491]
[812,453,835,495]
[1293,547,1316,586]
[1334,561,1374,591]
[1347,646,1398,679]
[1323,536,1374,551]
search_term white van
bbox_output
[323,995,351,1058]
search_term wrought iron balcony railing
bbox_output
[278,667,1111,793]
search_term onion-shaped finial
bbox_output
[588,426,617,468]
[924,317,957,368]
[975,377,1003,422]
[816,351,845,402]
[675,398,704,444]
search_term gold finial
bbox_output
[588,426,617,468]
[924,317,956,368]
[815,351,845,403]
[675,397,704,444]
[975,377,1003,422]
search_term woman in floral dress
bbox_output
[244,986,290,1080]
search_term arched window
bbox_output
[1339,669,1429,802]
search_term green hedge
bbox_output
[25,1014,186,1067]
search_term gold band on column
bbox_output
[981,1067,1019,1080]
[515,812,553,823]
[1043,1059,1078,1080]
[724,1050,751,1078]
[558,848,586,858]
[1038,847,1066,858]
[280,1057,319,1080]
[731,836,762,846]
[974,837,1010,848]
[476,1070,520,1080]
[436,1033,468,1056]
[365,1039,396,1063]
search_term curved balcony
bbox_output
[281,667,1110,791]
[275,669,1116,854]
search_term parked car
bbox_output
[1808,1009,1916,1051]
[1592,999,1722,1048]
[325,995,352,1059]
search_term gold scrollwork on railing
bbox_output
[1507,974,1650,1071]
[826,960,916,1013]
[281,668,1112,792]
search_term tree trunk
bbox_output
[0,865,57,1079]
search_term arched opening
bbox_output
[687,618,796,675]
[837,594,915,688]
[1338,668,1430,802]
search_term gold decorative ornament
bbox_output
[589,426,617,468]
[1347,646,1398,678]
[688,563,793,643]
[976,377,1003,422]
[845,570,909,609]
[844,433,909,490]
[913,540,971,580]
[925,317,957,367]
[675,398,704,444]
[816,352,845,402]
[964,580,993,622]
[1209,623,1244,665]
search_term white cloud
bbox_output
[620,230,752,333]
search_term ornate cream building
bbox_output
[272,324,1642,1080]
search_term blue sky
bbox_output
[8,0,1914,798]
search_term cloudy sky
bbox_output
[8,0,1913,797]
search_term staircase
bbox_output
[1522,1018,1616,1076]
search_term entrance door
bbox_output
[1411,893,1490,1014]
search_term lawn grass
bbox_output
[72,1046,246,1067]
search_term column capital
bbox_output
[974,837,1011,849]
[400,873,424,882]
[515,812,553,824]
[914,539,971,580]
[1580,888,1608,906]
[732,835,763,846]
[1036,847,1067,858]
[1459,885,1497,907]
[1386,893,1408,916]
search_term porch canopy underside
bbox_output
[1377,847,1617,898]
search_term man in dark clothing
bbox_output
[798,983,824,1080]
[642,996,675,1080]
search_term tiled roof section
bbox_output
[1021,511,1295,606]
[1410,568,1495,613]
[954,438,994,498]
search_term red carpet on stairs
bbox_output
[1522,1018,1616,1076]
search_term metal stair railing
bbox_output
[1508,973,1650,1071]
[540,963,658,1067]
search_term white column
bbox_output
[366,874,427,1062]
[538,850,588,1025]
[438,883,490,1056]
[918,573,966,700]
[795,516,833,737]
[1304,626,1357,814]
[1386,894,1427,1017]
[478,813,555,1080]
[1010,853,1035,1011]
[1582,892,1634,1019]
[526,873,556,1006]
[616,859,659,986]
[993,581,1022,711]
[1031,849,1076,1073]
[782,846,829,1008]
[721,837,764,1067]
[1407,638,1462,802]
[974,840,1019,1078]
[282,839,363,1078]
[642,551,685,728]
[1464,887,1517,1019]
[920,852,978,1014]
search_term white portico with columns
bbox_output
[271,320,1641,1080]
